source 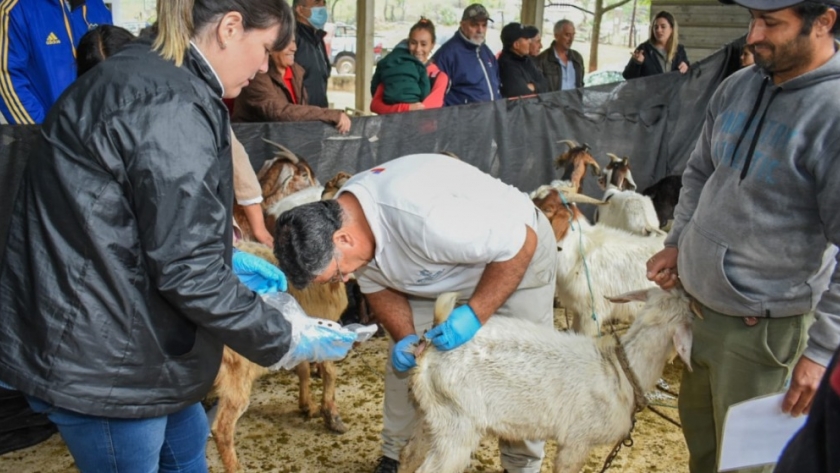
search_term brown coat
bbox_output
[232,59,343,125]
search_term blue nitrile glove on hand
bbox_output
[232,250,288,294]
[391,334,420,372]
[426,304,481,351]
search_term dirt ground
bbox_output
[0,310,689,473]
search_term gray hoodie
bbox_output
[666,51,840,366]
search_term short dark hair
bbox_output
[274,200,344,289]
[409,17,436,44]
[77,25,136,77]
[794,2,840,35]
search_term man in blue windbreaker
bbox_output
[0,0,112,124]
[431,3,501,106]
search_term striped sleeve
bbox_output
[0,1,43,124]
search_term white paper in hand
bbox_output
[718,392,807,472]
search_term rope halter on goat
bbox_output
[599,331,648,473]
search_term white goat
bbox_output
[532,188,662,336]
[597,154,665,237]
[398,288,694,473]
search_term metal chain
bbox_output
[599,417,637,473]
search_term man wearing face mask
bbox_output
[292,0,331,107]
[431,3,501,106]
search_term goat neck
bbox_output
[618,303,687,393]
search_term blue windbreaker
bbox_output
[0,0,112,124]
[432,31,500,106]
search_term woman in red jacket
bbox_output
[370,18,449,114]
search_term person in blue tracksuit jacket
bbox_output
[431,3,500,106]
[0,0,112,124]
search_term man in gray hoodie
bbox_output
[646,1,840,471]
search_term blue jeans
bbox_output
[26,396,209,473]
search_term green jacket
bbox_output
[370,44,430,105]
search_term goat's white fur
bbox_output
[265,185,324,219]
[597,185,666,237]
[556,215,663,336]
[398,289,693,473]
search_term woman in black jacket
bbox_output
[623,11,689,79]
[0,0,348,470]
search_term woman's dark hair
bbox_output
[154,0,294,67]
[274,200,344,289]
[409,17,436,44]
[76,25,136,77]
[650,10,679,62]
[794,2,840,35]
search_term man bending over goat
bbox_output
[274,153,557,473]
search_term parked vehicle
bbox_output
[584,68,626,87]
[323,22,384,75]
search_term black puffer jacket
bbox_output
[498,49,549,98]
[623,41,689,79]
[295,22,331,108]
[0,39,292,418]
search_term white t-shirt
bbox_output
[337,154,538,298]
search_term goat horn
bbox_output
[557,139,578,150]
[558,189,607,205]
[261,137,300,164]
[606,153,622,163]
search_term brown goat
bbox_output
[233,139,319,241]
[554,140,602,192]
[598,153,637,191]
[321,171,353,201]
[212,145,347,472]
[210,241,349,473]
[531,185,604,241]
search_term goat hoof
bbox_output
[300,403,319,419]
[322,410,348,434]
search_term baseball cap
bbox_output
[501,22,540,49]
[462,4,493,22]
[719,0,840,8]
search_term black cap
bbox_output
[501,22,540,49]
[462,4,493,22]
[719,0,840,8]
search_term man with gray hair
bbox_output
[535,19,585,91]
[275,154,560,473]
[431,4,501,105]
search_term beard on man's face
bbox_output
[750,30,813,76]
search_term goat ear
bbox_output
[604,289,651,303]
[624,171,638,192]
[673,323,693,372]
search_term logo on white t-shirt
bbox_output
[417,269,445,283]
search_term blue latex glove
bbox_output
[232,250,288,294]
[391,334,420,372]
[426,304,481,351]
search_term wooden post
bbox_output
[519,0,545,30]
[354,0,374,113]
